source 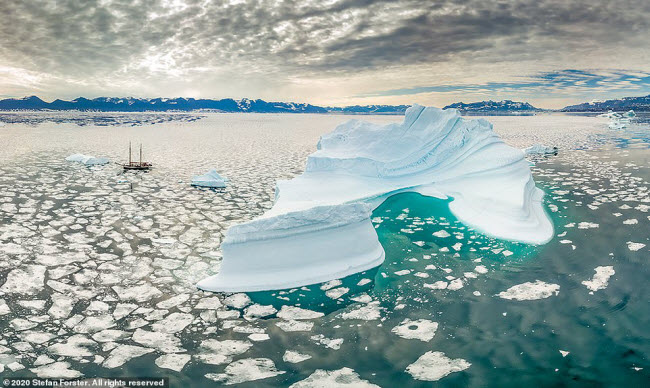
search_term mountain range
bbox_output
[1,95,649,113]
[0,96,408,114]
[561,95,650,112]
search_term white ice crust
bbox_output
[192,169,228,188]
[65,154,110,165]
[197,105,553,292]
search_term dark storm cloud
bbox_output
[2,0,649,78]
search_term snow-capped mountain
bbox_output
[444,100,539,113]
[562,95,650,112]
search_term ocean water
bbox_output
[0,112,648,386]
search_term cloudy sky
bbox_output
[1,0,649,108]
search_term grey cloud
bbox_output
[0,0,649,99]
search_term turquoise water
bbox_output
[0,113,648,386]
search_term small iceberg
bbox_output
[65,154,110,166]
[197,104,553,293]
[523,144,558,156]
[623,110,636,118]
[191,170,227,188]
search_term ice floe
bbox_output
[406,351,471,381]
[283,350,312,363]
[391,319,438,342]
[582,266,615,292]
[290,368,379,387]
[497,280,560,300]
[205,358,285,385]
[198,105,553,292]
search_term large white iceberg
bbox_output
[191,170,228,188]
[197,105,553,292]
[65,154,110,165]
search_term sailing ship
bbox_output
[123,142,152,171]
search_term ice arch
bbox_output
[197,105,553,292]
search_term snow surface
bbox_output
[197,105,553,292]
[65,154,110,165]
[191,169,227,188]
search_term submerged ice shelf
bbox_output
[197,105,554,292]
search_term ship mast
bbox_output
[129,142,132,165]
[139,144,142,164]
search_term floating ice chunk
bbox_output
[277,306,324,320]
[152,313,194,333]
[0,299,10,315]
[191,169,228,188]
[249,333,270,341]
[132,329,183,353]
[30,362,82,378]
[276,320,314,332]
[311,335,344,350]
[391,319,438,342]
[624,110,636,118]
[424,281,448,290]
[433,230,451,238]
[1,265,46,295]
[103,345,154,368]
[497,280,560,300]
[244,304,277,319]
[290,368,380,387]
[198,339,252,365]
[578,222,599,229]
[474,265,488,274]
[448,279,464,290]
[224,293,251,309]
[283,350,312,363]
[523,144,558,156]
[406,351,471,381]
[582,266,615,292]
[559,350,570,357]
[326,287,349,299]
[627,241,646,251]
[48,335,96,357]
[205,358,285,385]
[198,105,553,292]
[155,354,190,372]
[340,302,381,320]
[112,284,162,302]
[66,154,110,166]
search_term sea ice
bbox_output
[191,170,228,188]
[497,280,560,300]
[155,354,190,372]
[65,154,110,166]
[30,362,82,378]
[277,305,324,320]
[205,358,285,385]
[103,345,154,368]
[582,266,615,291]
[391,319,438,342]
[406,351,471,381]
[290,368,380,387]
[627,241,646,251]
[283,350,312,363]
[198,105,553,292]
[1,265,46,295]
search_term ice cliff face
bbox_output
[197,105,554,292]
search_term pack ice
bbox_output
[192,169,228,188]
[197,105,553,292]
[65,154,110,165]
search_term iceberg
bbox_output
[523,144,558,156]
[197,105,553,292]
[191,170,228,188]
[65,154,110,165]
